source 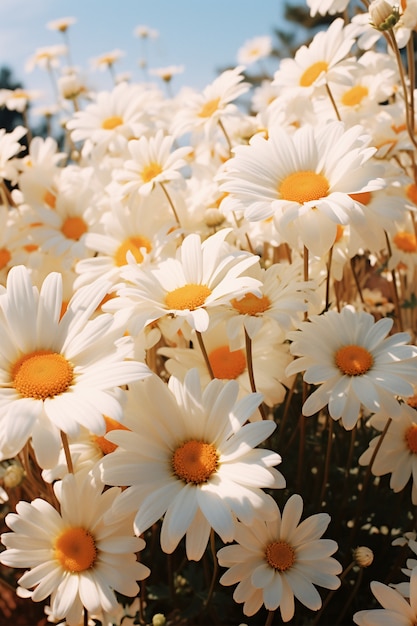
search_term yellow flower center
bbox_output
[54,527,97,572]
[231,292,271,315]
[23,243,38,253]
[93,416,130,455]
[349,191,372,206]
[12,350,74,400]
[165,284,211,311]
[141,162,163,183]
[101,115,123,130]
[393,231,417,253]
[172,440,219,484]
[43,190,56,209]
[209,345,246,379]
[0,247,11,270]
[265,541,295,571]
[335,344,373,376]
[405,424,417,453]
[299,61,328,87]
[198,97,221,118]
[279,170,330,204]
[61,216,88,241]
[341,85,369,107]
[114,235,152,267]
[406,183,417,205]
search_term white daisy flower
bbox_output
[110,130,190,198]
[100,370,285,561]
[114,228,262,334]
[0,265,151,468]
[217,494,342,622]
[286,305,417,430]
[237,36,273,66]
[354,567,417,626]
[359,403,417,504]
[218,121,384,256]
[0,472,150,626]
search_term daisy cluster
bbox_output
[2,1,417,624]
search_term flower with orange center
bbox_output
[219,120,384,256]
[286,305,417,430]
[359,403,417,505]
[100,370,285,561]
[0,472,150,625]
[0,265,151,469]
[117,228,261,334]
[218,494,342,621]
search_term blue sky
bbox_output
[0,0,285,111]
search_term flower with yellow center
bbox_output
[100,370,285,561]
[286,305,417,430]
[111,130,190,198]
[359,403,417,505]
[116,228,262,334]
[218,494,342,621]
[219,120,384,256]
[0,472,150,625]
[0,265,151,469]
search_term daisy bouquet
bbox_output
[3,1,417,625]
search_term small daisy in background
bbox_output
[217,493,342,622]
[237,35,273,66]
[286,305,417,430]
[0,472,150,626]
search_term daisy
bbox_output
[0,472,150,626]
[172,65,250,138]
[100,369,285,561]
[306,0,350,16]
[113,228,262,334]
[354,567,417,625]
[65,82,151,157]
[110,130,190,199]
[272,18,356,95]
[0,265,151,468]
[46,16,77,33]
[237,36,273,66]
[218,121,384,256]
[25,45,67,73]
[358,403,417,504]
[285,305,417,430]
[0,126,26,186]
[352,0,417,50]
[217,494,342,622]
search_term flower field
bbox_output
[2,1,417,624]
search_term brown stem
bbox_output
[60,431,74,474]
[245,328,267,419]
[196,330,215,379]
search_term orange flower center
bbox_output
[54,527,97,572]
[393,231,417,253]
[12,350,74,400]
[349,191,372,206]
[0,247,11,270]
[61,216,88,241]
[405,424,417,453]
[299,61,328,87]
[406,183,417,205]
[279,171,329,204]
[341,85,369,107]
[114,235,152,266]
[43,190,56,209]
[231,292,271,315]
[198,97,221,118]
[165,284,211,311]
[335,344,373,376]
[208,345,246,379]
[265,541,295,571]
[141,162,163,183]
[101,115,123,130]
[334,224,345,244]
[93,416,130,455]
[172,440,219,484]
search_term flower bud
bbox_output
[3,463,25,489]
[152,614,166,626]
[369,0,401,31]
[353,546,374,568]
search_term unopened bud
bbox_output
[353,546,374,568]
[369,0,401,31]
[152,614,166,626]
[3,463,25,488]
[204,208,226,227]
